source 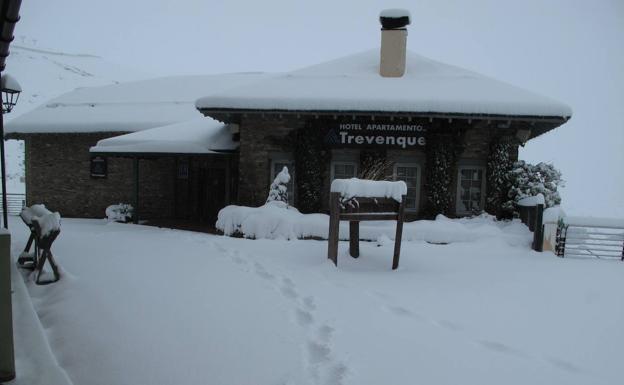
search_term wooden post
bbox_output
[327,192,340,266]
[392,194,406,270]
[349,221,359,258]
[532,204,544,252]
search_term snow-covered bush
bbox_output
[503,161,563,212]
[105,203,134,222]
[486,137,514,217]
[266,166,290,204]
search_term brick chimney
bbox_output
[379,9,411,77]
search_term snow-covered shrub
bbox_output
[267,166,290,204]
[486,137,514,218]
[105,203,134,222]
[503,161,563,212]
[295,124,329,213]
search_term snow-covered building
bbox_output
[5,73,269,221]
[6,10,571,224]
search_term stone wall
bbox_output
[237,117,520,218]
[25,133,175,219]
[237,116,303,206]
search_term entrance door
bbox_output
[198,167,226,226]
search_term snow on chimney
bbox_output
[379,9,411,78]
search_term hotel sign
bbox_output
[325,122,427,149]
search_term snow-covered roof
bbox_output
[196,50,572,119]
[6,72,270,136]
[89,118,236,155]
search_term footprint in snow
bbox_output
[317,325,334,343]
[280,278,298,300]
[253,262,276,281]
[477,340,528,358]
[384,305,414,317]
[302,296,317,311]
[545,357,583,374]
[295,308,314,327]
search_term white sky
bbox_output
[13,0,624,217]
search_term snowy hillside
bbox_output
[3,37,149,193]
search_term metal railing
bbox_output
[0,193,25,215]
[556,219,624,260]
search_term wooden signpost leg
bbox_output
[349,221,360,258]
[392,195,406,270]
[328,192,340,266]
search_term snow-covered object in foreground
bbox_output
[266,166,290,203]
[516,193,545,206]
[217,202,528,244]
[1,73,21,92]
[33,212,61,238]
[331,178,407,202]
[105,204,134,222]
[20,204,52,225]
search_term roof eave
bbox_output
[197,106,570,124]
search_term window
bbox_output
[393,164,420,211]
[177,160,189,179]
[271,160,295,205]
[90,156,107,178]
[331,161,358,181]
[456,166,486,214]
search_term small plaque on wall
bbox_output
[90,156,107,178]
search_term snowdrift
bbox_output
[216,201,530,245]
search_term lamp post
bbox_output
[0,0,23,230]
[0,73,20,229]
[0,1,22,382]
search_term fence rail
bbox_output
[556,218,624,261]
[0,193,26,216]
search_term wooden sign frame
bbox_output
[327,192,406,270]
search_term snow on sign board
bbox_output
[330,178,407,202]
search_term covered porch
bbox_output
[89,118,238,230]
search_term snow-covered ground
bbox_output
[9,216,623,385]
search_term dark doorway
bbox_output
[198,167,226,226]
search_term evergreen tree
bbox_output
[266,166,290,204]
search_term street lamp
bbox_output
[1,73,20,113]
[0,73,20,230]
